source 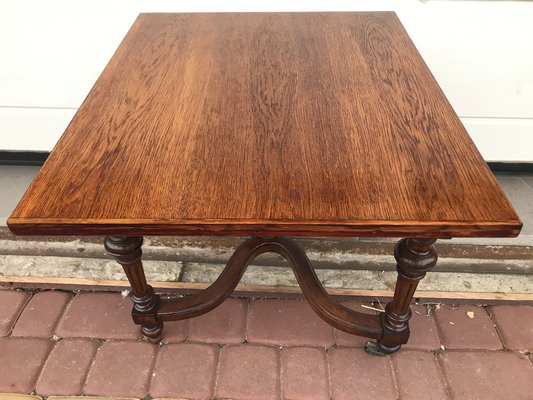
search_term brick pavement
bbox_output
[0,289,532,399]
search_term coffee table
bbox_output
[8,12,521,355]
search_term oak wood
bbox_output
[8,12,521,237]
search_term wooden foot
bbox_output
[368,238,438,355]
[104,236,163,342]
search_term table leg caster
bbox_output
[364,341,400,356]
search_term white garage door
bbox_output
[1,0,532,161]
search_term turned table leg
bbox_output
[103,235,438,352]
[365,238,438,355]
[104,236,163,342]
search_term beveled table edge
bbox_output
[6,217,522,238]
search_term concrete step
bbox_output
[1,229,532,275]
[1,229,532,300]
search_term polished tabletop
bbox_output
[8,12,522,237]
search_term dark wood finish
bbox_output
[104,236,162,341]
[105,235,439,353]
[366,238,438,355]
[156,236,382,339]
[7,221,521,238]
[7,12,521,238]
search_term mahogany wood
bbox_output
[105,236,416,346]
[156,236,382,339]
[7,12,521,238]
[104,236,162,341]
[369,238,438,354]
[103,235,440,353]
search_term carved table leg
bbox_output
[104,236,163,342]
[365,238,438,356]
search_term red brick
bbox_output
[281,347,329,400]
[0,337,53,392]
[36,339,99,396]
[488,305,533,350]
[439,351,533,400]
[248,299,334,347]
[0,290,31,337]
[391,350,448,400]
[161,320,189,343]
[335,302,378,348]
[433,305,501,350]
[188,298,247,344]
[150,343,219,399]
[328,347,397,400]
[55,293,139,340]
[83,341,157,398]
[216,345,280,400]
[403,304,441,350]
[13,291,71,338]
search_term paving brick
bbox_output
[55,293,139,340]
[47,397,137,400]
[188,298,247,344]
[439,351,533,400]
[248,299,334,347]
[391,350,448,400]
[13,291,71,338]
[0,290,31,337]
[403,304,441,350]
[150,343,219,399]
[83,341,157,398]
[36,339,99,396]
[216,345,280,400]
[281,347,329,400]
[334,302,378,348]
[488,305,533,350]
[160,319,189,343]
[433,305,502,350]
[0,338,53,393]
[0,394,42,400]
[327,347,397,400]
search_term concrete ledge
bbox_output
[1,229,532,275]
[0,254,531,298]
[1,228,531,301]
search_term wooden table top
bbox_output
[8,12,522,238]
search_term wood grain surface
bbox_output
[8,12,522,237]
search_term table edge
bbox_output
[6,217,522,238]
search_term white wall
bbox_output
[1,0,532,161]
